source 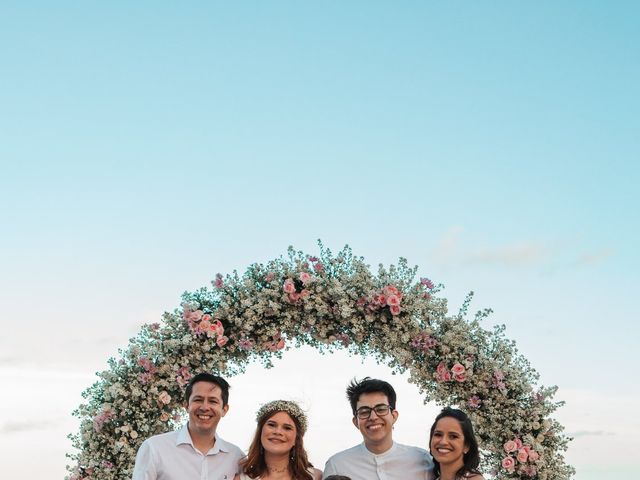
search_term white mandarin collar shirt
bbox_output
[323,441,434,480]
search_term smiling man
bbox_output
[323,377,434,480]
[132,373,244,480]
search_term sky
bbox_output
[1,2,638,479]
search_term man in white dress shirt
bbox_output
[132,373,244,480]
[323,377,434,480]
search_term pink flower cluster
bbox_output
[502,437,540,476]
[334,333,351,346]
[467,395,482,409]
[137,357,158,384]
[176,366,192,387]
[357,285,403,316]
[420,277,435,289]
[264,332,286,352]
[308,256,325,273]
[238,337,256,351]
[492,369,508,394]
[283,272,313,303]
[214,273,224,289]
[182,306,229,347]
[93,407,115,433]
[410,332,437,353]
[436,361,467,382]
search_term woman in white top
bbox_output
[235,400,322,480]
[429,408,485,480]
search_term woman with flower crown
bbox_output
[428,408,484,480]
[235,400,322,480]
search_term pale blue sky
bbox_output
[1,2,638,479]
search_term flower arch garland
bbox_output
[68,244,574,480]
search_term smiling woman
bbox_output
[429,408,483,480]
[67,244,574,480]
[236,400,322,480]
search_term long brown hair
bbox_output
[240,410,314,480]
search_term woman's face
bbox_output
[430,416,468,469]
[261,411,297,456]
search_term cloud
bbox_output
[466,243,549,266]
[571,249,613,267]
[569,430,615,438]
[0,419,60,434]
[0,356,21,366]
[429,228,612,270]
[430,228,550,268]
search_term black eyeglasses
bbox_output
[355,404,393,419]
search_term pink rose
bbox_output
[214,273,224,288]
[528,450,540,462]
[436,362,448,376]
[517,448,529,463]
[299,272,312,284]
[454,372,466,382]
[201,314,211,322]
[504,440,518,453]
[300,289,310,298]
[383,285,400,296]
[265,272,275,282]
[275,338,285,350]
[199,319,212,335]
[158,391,171,405]
[522,465,537,476]
[514,438,523,450]
[374,294,386,305]
[288,292,300,302]
[501,456,516,472]
[389,305,401,315]
[313,262,325,273]
[212,320,224,336]
[216,335,228,347]
[451,363,466,375]
[160,412,170,422]
[283,278,296,294]
[386,294,400,306]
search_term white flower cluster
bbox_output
[67,243,574,480]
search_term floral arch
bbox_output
[68,244,574,480]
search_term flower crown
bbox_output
[256,400,308,434]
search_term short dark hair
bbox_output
[324,476,351,480]
[429,407,481,478]
[346,377,397,415]
[184,373,230,406]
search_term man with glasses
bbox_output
[322,377,434,480]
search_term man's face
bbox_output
[352,391,398,452]
[185,381,228,437]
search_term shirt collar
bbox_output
[361,440,397,456]
[177,423,232,454]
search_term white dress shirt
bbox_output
[323,442,434,480]
[132,424,244,480]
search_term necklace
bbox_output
[266,465,288,473]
